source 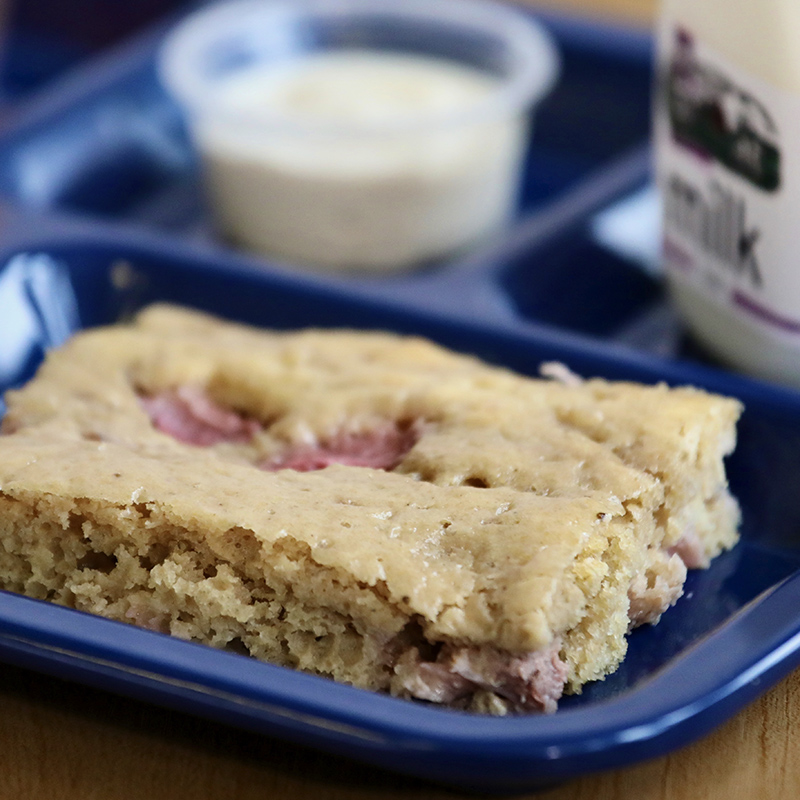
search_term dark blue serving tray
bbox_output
[0,8,663,354]
[0,10,654,220]
[0,6,798,793]
[1,209,800,793]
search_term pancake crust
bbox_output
[0,305,742,713]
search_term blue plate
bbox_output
[0,213,800,792]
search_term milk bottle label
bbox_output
[656,26,800,338]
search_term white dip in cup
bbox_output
[159,0,560,272]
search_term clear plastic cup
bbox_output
[159,0,560,272]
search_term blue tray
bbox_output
[0,10,664,354]
[0,7,798,794]
[1,210,800,793]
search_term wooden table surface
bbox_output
[3,1,799,799]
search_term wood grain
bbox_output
[3,2,799,799]
[523,0,656,25]
[2,657,800,800]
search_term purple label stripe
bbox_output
[672,133,713,164]
[732,290,800,334]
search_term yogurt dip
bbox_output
[196,51,526,271]
[159,0,560,273]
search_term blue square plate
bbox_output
[0,210,799,792]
